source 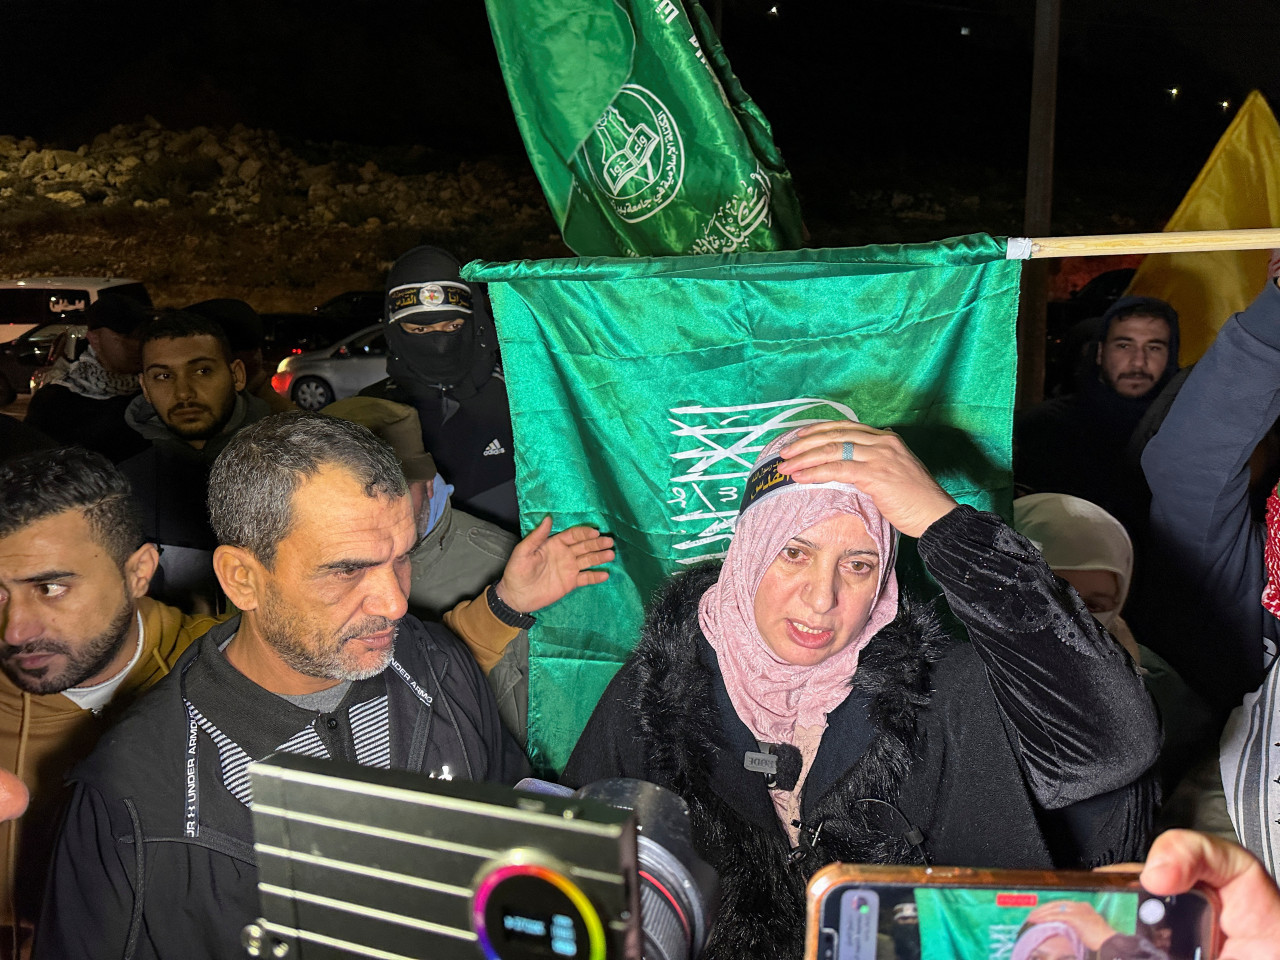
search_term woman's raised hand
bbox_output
[777,421,957,538]
[1024,901,1117,951]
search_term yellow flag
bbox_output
[1127,90,1280,362]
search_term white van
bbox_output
[0,277,152,394]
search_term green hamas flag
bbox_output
[482,0,803,256]
[463,235,1021,771]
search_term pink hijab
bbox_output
[698,424,899,747]
[1010,922,1086,960]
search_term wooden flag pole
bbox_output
[1008,227,1280,259]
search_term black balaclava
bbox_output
[383,246,498,402]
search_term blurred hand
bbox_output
[495,517,614,614]
[1141,829,1280,959]
[1025,900,1116,951]
[778,421,957,538]
[1267,248,1280,281]
[0,767,28,823]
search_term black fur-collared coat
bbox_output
[563,506,1161,960]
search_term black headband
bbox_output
[738,456,796,515]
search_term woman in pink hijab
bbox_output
[564,418,1161,960]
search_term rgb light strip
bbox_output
[471,862,606,960]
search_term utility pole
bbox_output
[1018,0,1061,409]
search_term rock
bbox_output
[237,157,262,182]
[166,131,198,155]
[299,163,333,186]
[197,135,223,159]
[18,151,52,177]
[45,190,86,207]
[0,136,21,159]
[119,155,141,170]
[143,149,160,163]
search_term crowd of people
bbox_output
[2,245,1280,959]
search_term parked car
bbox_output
[261,312,374,367]
[314,290,382,324]
[28,324,90,392]
[271,324,388,410]
[0,277,151,394]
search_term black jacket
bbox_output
[34,615,528,960]
[361,372,517,530]
[563,507,1161,960]
[24,385,149,463]
[1013,375,1157,539]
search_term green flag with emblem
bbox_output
[482,0,804,256]
[464,235,1021,772]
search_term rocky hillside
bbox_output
[0,117,1165,311]
[0,118,568,310]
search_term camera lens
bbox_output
[574,780,719,960]
[637,839,701,960]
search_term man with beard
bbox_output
[119,309,272,610]
[36,413,530,960]
[362,245,518,529]
[0,448,219,949]
[1014,296,1180,539]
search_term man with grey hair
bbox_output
[36,412,530,960]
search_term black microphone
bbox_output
[743,742,802,791]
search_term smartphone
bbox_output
[804,864,1221,960]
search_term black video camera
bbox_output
[244,754,717,960]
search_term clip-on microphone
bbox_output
[743,741,803,791]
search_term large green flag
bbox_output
[482,0,803,256]
[464,235,1021,771]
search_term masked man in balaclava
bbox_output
[362,246,517,530]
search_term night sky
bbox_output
[4,0,1279,222]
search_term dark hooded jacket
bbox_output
[1014,296,1181,538]
[118,391,271,607]
[563,506,1161,960]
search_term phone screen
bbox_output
[819,883,1213,960]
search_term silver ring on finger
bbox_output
[841,441,855,461]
